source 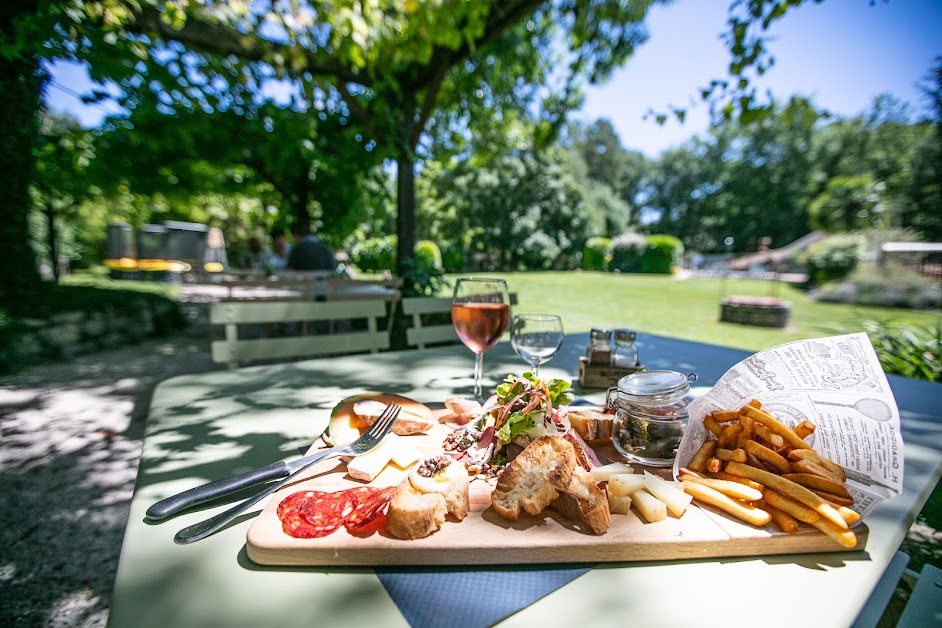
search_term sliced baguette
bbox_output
[552,466,611,535]
[567,408,613,441]
[386,480,447,540]
[386,458,470,539]
[491,435,576,520]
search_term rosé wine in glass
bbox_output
[451,278,510,399]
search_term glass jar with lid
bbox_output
[606,370,698,467]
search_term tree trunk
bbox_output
[396,91,417,278]
[0,50,44,308]
[45,205,59,282]
[294,182,311,227]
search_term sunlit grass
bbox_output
[446,271,942,353]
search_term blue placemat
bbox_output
[375,564,592,628]
[376,396,599,627]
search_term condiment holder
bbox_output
[578,327,645,388]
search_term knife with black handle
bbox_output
[145,448,332,520]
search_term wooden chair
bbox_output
[210,299,389,369]
[402,293,518,349]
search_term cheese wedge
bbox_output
[643,471,693,517]
[608,473,645,497]
[607,492,633,515]
[632,489,667,523]
[390,439,421,469]
[590,462,635,483]
[346,433,399,481]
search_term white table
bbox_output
[108,334,942,627]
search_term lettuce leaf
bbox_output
[496,410,540,445]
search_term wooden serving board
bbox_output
[245,410,867,567]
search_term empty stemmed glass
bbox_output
[451,278,511,400]
[510,314,564,378]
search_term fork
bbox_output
[174,403,401,544]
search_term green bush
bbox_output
[813,263,940,310]
[803,233,861,285]
[641,234,684,274]
[414,240,443,271]
[350,235,397,272]
[581,237,611,271]
[828,320,941,383]
[439,243,463,272]
[609,232,646,272]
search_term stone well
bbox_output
[719,295,792,328]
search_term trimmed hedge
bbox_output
[641,234,684,274]
[581,237,611,271]
[609,232,646,272]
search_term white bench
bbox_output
[210,299,389,369]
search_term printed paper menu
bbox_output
[674,333,903,519]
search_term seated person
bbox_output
[266,227,289,271]
[286,222,337,272]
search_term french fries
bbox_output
[787,449,846,481]
[743,440,791,474]
[756,500,798,534]
[782,473,852,499]
[726,461,848,529]
[682,401,859,549]
[677,471,763,502]
[681,481,771,527]
[688,440,717,472]
[715,448,747,463]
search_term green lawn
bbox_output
[447,271,942,353]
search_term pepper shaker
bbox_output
[586,328,613,365]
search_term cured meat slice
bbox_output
[276,486,398,538]
[343,486,397,531]
[300,490,356,528]
[276,490,319,520]
[279,490,351,539]
[281,509,340,538]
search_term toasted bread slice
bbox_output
[491,436,576,520]
[353,399,436,435]
[552,466,611,535]
[386,458,470,539]
[386,480,447,540]
[441,462,470,520]
[567,408,613,441]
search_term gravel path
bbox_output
[0,315,218,627]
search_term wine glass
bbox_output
[451,278,511,399]
[510,314,564,378]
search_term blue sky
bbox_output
[45,0,942,157]
[577,0,942,156]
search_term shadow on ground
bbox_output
[0,320,217,627]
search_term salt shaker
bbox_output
[613,329,639,367]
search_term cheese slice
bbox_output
[632,489,667,523]
[390,439,421,469]
[346,433,399,481]
[643,471,693,517]
[590,462,635,483]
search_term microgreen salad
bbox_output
[443,372,575,474]
[492,372,573,446]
